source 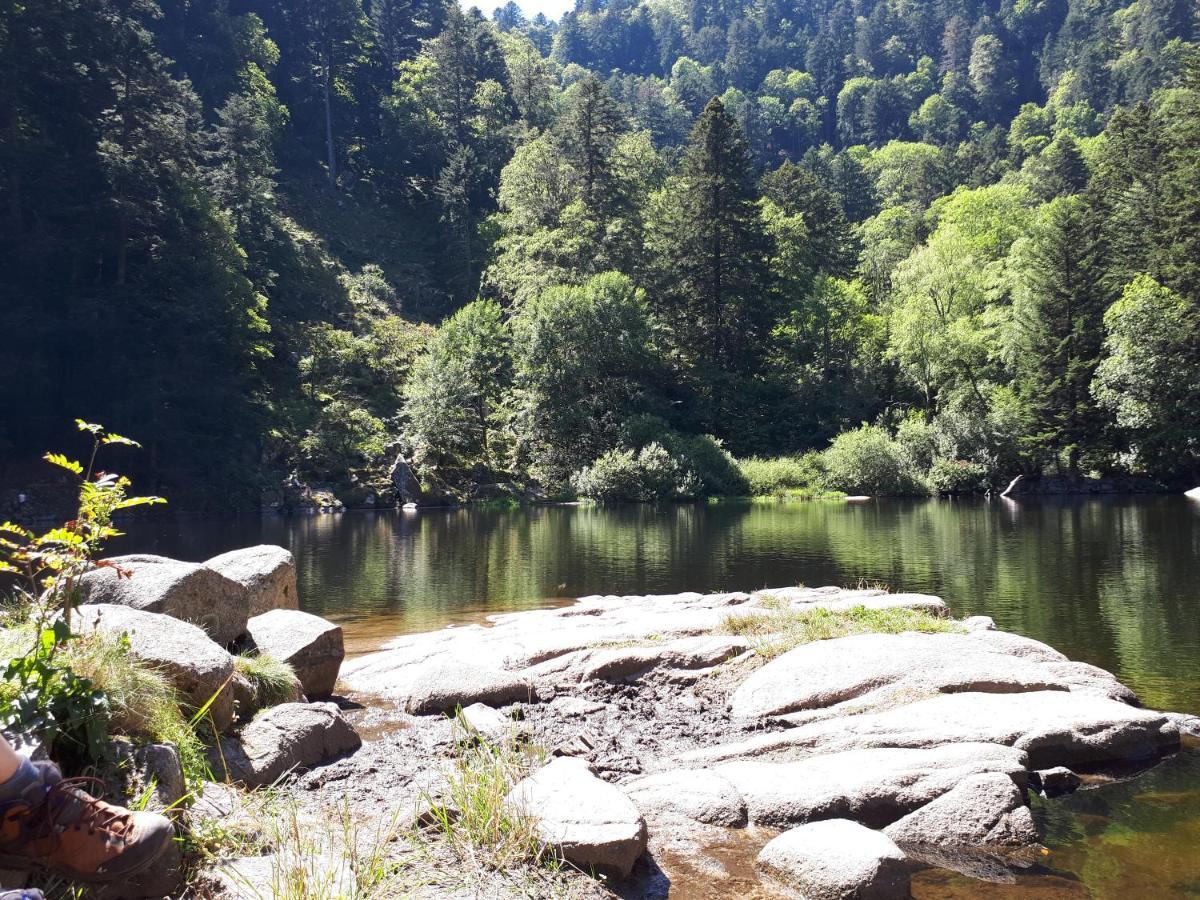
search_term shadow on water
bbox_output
[117,495,1200,899]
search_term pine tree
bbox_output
[1010,196,1110,473]
[557,75,628,217]
[647,98,774,435]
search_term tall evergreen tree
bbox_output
[556,74,627,217]
[1009,196,1110,473]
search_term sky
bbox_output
[461,0,573,23]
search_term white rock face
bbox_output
[504,757,647,878]
[76,603,235,731]
[80,554,249,644]
[883,773,1037,848]
[206,545,298,616]
[625,769,748,827]
[213,702,361,787]
[246,609,344,699]
[714,743,1028,828]
[730,630,1136,722]
[756,819,909,900]
[687,690,1178,770]
[338,586,942,704]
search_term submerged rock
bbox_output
[505,757,647,878]
[206,545,298,616]
[79,554,249,644]
[756,819,909,900]
[76,603,236,731]
[246,609,344,699]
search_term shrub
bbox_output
[571,443,696,502]
[820,425,927,495]
[927,458,991,495]
[737,453,825,497]
[620,415,750,496]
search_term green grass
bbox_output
[735,453,844,500]
[1,622,209,785]
[722,604,963,660]
[235,651,301,709]
[418,719,558,873]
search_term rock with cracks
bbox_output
[730,630,1137,722]
[76,603,236,732]
[246,609,344,699]
[206,545,299,617]
[883,773,1037,849]
[80,554,249,644]
[505,757,647,878]
[756,819,910,900]
[213,702,361,787]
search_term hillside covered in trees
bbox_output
[1,0,1197,506]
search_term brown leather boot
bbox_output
[0,767,174,883]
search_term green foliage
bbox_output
[235,652,302,710]
[1093,276,1200,477]
[572,444,697,503]
[737,454,825,498]
[821,425,927,496]
[1,0,1198,499]
[1,623,110,766]
[927,459,992,495]
[509,272,656,488]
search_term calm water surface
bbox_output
[119,496,1200,899]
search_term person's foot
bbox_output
[0,890,45,899]
[0,763,174,883]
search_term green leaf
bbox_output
[114,496,167,510]
[43,453,83,475]
[75,420,104,434]
[101,433,141,447]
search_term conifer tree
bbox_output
[1009,196,1110,473]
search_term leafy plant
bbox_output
[0,421,165,762]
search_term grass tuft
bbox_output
[722,604,963,660]
[235,651,302,708]
[418,716,558,873]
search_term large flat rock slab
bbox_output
[685,691,1179,769]
[504,757,647,878]
[338,586,943,702]
[731,630,1136,722]
[757,819,909,900]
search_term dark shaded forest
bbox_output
[1,0,1197,507]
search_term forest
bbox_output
[0,0,1197,507]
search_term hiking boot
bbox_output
[0,763,174,883]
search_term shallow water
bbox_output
[118,496,1200,898]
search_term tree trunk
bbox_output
[324,57,337,185]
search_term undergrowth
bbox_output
[235,652,301,709]
[722,603,963,659]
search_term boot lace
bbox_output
[2,777,134,853]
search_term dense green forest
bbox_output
[1,0,1197,507]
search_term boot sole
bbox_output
[0,828,173,884]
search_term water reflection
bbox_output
[117,496,1200,898]
[119,496,1200,711]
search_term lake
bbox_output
[118,496,1200,899]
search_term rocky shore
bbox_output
[329,585,1198,898]
[17,546,1198,899]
